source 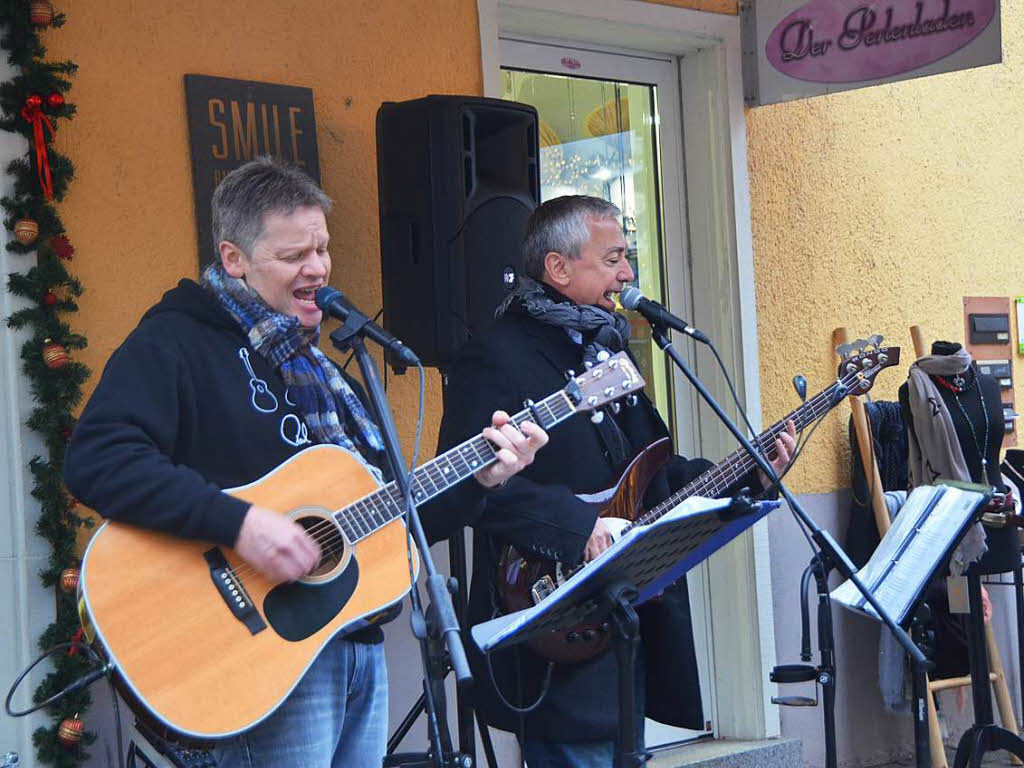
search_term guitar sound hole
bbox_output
[296,514,347,577]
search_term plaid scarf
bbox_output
[202,263,384,473]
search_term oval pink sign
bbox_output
[766,0,996,83]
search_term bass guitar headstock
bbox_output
[835,334,901,395]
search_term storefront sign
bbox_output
[184,74,320,269]
[741,0,1002,106]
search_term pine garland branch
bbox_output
[1,2,93,761]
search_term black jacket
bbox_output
[430,307,720,741]
[64,279,393,641]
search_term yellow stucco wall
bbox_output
[639,0,738,15]
[748,9,1024,493]
[47,1,482,485]
[43,0,1020,503]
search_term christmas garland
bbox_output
[0,2,94,765]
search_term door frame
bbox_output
[478,0,779,740]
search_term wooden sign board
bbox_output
[184,74,320,270]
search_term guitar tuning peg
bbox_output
[835,342,853,360]
[853,339,868,355]
[626,394,638,407]
[596,350,610,362]
[610,402,621,415]
[867,333,883,349]
[591,411,605,424]
[565,369,576,381]
[584,361,594,370]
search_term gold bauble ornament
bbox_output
[57,715,84,747]
[59,567,80,594]
[30,0,54,26]
[42,339,70,369]
[13,218,39,245]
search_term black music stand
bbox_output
[831,483,1024,768]
[471,495,779,768]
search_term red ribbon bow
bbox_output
[67,626,85,657]
[21,94,55,200]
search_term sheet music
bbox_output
[830,485,986,625]
[472,496,779,654]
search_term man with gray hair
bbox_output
[65,157,547,766]
[433,194,793,767]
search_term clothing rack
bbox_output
[835,325,1020,768]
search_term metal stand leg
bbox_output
[773,555,932,768]
[385,529,498,768]
[1015,558,1024,723]
[951,573,1024,768]
[604,580,645,768]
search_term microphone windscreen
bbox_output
[619,286,644,311]
[314,286,342,312]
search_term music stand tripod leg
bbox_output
[603,579,645,768]
[952,573,1024,767]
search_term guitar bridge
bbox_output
[204,548,266,635]
[531,575,556,605]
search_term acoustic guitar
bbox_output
[498,337,900,664]
[77,351,645,741]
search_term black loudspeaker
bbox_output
[377,95,540,369]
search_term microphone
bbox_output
[314,287,420,367]
[619,286,709,345]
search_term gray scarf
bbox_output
[497,277,631,368]
[906,347,986,574]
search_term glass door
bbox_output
[500,57,675,428]
[500,38,712,748]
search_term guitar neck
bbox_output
[333,389,577,543]
[631,373,855,529]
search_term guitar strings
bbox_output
[222,404,557,584]
[227,354,882,586]
[626,360,877,531]
[223,364,613,584]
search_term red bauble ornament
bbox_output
[50,235,74,260]
[42,339,70,369]
[44,291,58,306]
[24,93,43,111]
[30,0,54,27]
[59,567,80,594]
[57,715,84,747]
[46,92,65,111]
[13,217,39,245]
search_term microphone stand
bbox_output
[648,322,933,768]
[327,309,471,768]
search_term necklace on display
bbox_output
[936,367,991,473]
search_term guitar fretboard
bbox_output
[332,388,577,543]
[625,362,874,533]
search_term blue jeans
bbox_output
[523,738,617,767]
[214,636,387,768]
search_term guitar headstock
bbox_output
[835,334,901,395]
[566,351,646,413]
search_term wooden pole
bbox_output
[833,327,891,535]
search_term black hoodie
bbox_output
[65,279,383,549]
